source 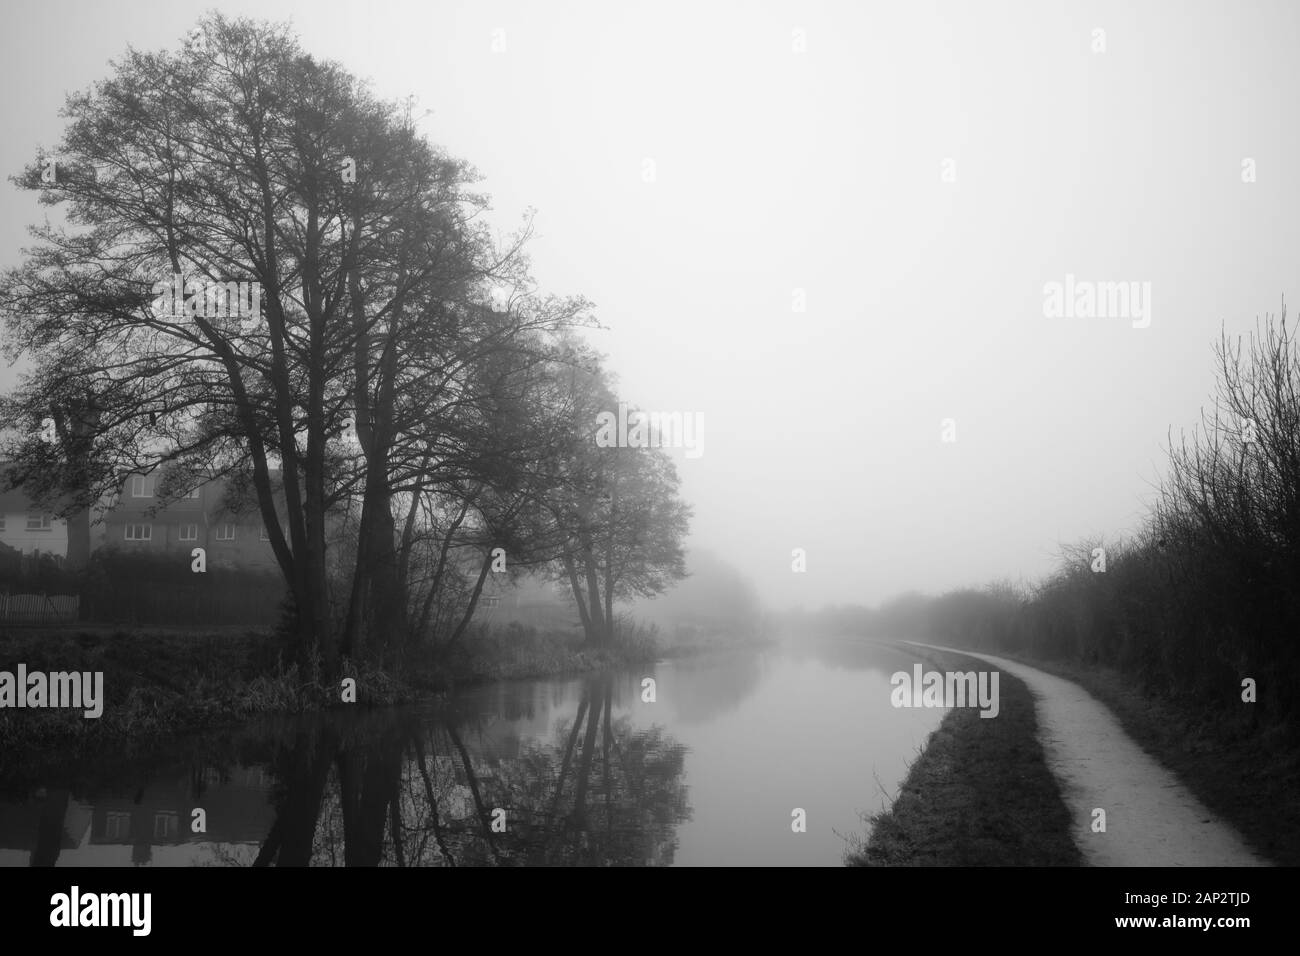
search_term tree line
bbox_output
[804,307,1300,740]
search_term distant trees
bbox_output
[635,548,762,639]
[829,306,1300,736]
[524,359,691,644]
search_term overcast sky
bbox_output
[3,0,1298,610]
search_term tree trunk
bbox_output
[447,725,502,863]
[604,479,618,642]
[418,495,474,641]
[338,735,404,867]
[413,735,456,866]
[64,508,91,571]
[563,552,595,641]
[345,468,406,663]
[30,789,70,867]
[581,532,606,645]
[572,681,603,828]
[266,729,336,867]
[445,550,493,650]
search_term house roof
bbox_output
[0,462,75,513]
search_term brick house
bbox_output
[96,469,282,570]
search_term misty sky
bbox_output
[2,0,1298,610]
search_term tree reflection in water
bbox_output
[253,676,690,866]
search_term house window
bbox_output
[129,475,154,497]
[26,513,52,531]
[0,515,5,531]
[104,812,130,840]
[179,523,198,541]
[215,524,236,541]
[153,812,179,840]
[183,487,201,499]
[483,595,501,609]
[125,524,152,541]
[259,525,270,541]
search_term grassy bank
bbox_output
[846,647,1081,866]
[433,622,662,683]
[0,623,668,775]
[986,649,1298,866]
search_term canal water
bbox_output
[0,638,946,866]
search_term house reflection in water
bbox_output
[0,764,277,867]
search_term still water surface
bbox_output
[0,638,945,866]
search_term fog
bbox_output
[3,0,1297,610]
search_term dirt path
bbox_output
[903,641,1270,866]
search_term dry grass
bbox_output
[846,648,1081,867]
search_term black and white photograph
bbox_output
[0,0,1291,938]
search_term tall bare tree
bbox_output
[0,15,540,673]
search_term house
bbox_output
[86,764,276,851]
[1,463,575,626]
[96,469,282,571]
[0,765,276,866]
[0,462,349,572]
[0,482,68,558]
